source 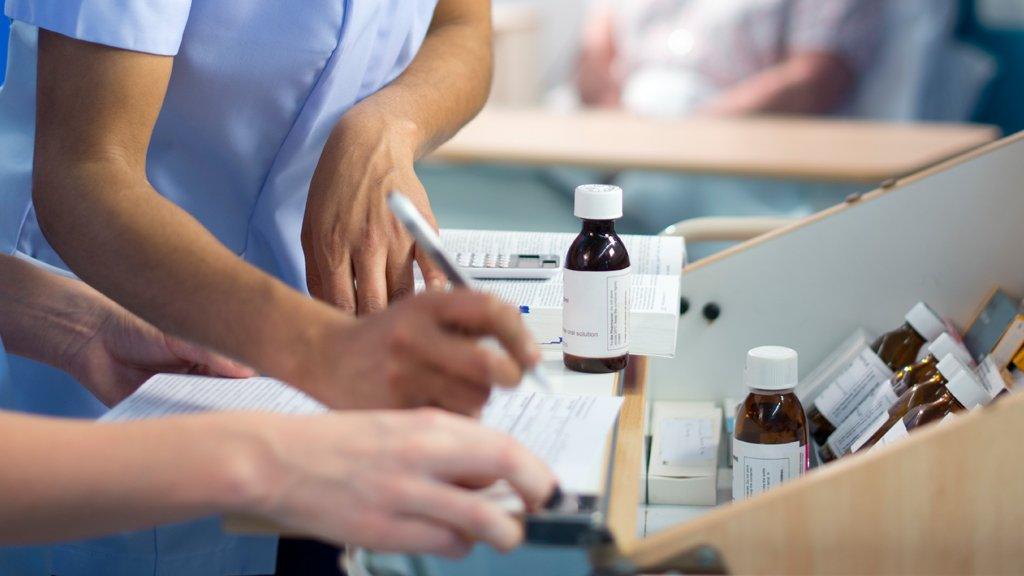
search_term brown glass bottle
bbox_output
[817,334,970,462]
[825,353,966,459]
[851,378,950,452]
[888,333,968,397]
[735,391,809,451]
[733,347,808,501]
[807,302,945,445]
[562,185,630,373]
[857,365,989,452]
[890,355,941,396]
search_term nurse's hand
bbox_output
[0,253,254,406]
[297,290,539,415]
[303,109,447,315]
[234,408,557,555]
[62,295,255,406]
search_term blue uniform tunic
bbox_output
[0,0,438,573]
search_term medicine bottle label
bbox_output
[812,348,893,427]
[732,439,806,501]
[850,411,891,453]
[562,267,631,358]
[825,380,899,456]
[979,357,1007,399]
[868,419,909,452]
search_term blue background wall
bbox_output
[957,0,1024,134]
[0,17,9,84]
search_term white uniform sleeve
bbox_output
[4,0,193,55]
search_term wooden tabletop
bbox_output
[430,108,1000,183]
[606,356,648,552]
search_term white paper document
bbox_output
[482,389,624,494]
[103,375,623,495]
[101,375,328,421]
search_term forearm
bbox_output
[0,253,106,369]
[701,52,855,116]
[341,0,492,158]
[0,411,266,544]
[33,162,332,384]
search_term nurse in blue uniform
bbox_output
[0,0,534,574]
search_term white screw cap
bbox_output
[927,333,972,366]
[936,353,968,381]
[946,368,989,409]
[905,302,945,342]
[574,184,623,220]
[745,346,798,391]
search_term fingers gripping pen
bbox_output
[386,191,553,392]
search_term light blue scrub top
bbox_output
[0,0,438,574]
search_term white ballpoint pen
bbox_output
[387,190,554,392]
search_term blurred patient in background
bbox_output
[565,0,953,248]
[577,0,883,117]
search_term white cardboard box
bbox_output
[647,401,722,505]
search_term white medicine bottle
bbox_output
[562,184,631,374]
[733,346,809,501]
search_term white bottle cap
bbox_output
[745,346,798,391]
[946,368,989,409]
[574,184,623,220]
[927,333,971,366]
[936,353,967,381]
[904,302,945,342]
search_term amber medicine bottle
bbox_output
[808,302,945,445]
[852,354,972,452]
[826,352,966,460]
[864,365,989,451]
[888,332,970,397]
[733,346,808,501]
[562,184,631,374]
[817,333,973,461]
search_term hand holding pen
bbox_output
[387,191,554,391]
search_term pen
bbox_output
[386,191,554,392]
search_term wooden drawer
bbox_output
[621,393,1024,574]
[612,132,1024,575]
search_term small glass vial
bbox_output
[888,332,969,397]
[818,336,970,462]
[562,184,631,373]
[864,365,989,451]
[733,346,808,501]
[831,353,967,459]
[872,302,947,372]
[808,302,945,444]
